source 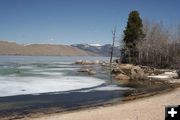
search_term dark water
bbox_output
[0,90,125,116]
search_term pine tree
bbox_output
[121,10,145,64]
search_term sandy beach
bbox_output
[20,86,180,120]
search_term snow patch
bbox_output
[89,44,102,47]
[148,75,170,79]
[148,71,178,79]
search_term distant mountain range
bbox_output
[0,41,97,56]
[71,44,120,57]
[0,41,121,56]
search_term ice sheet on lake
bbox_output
[0,76,106,97]
[0,56,133,97]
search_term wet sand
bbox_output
[21,87,180,120]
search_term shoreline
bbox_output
[20,86,180,120]
[1,80,178,120]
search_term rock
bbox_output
[83,60,93,65]
[94,60,100,64]
[153,69,164,75]
[111,65,125,74]
[131,66,145,79]
[114,74,130,80]
[88,71,96,75]
[151,73,155,75]
[119,64,134,69]
[118,64,134,76]
[75,60,94,65]
[82,65,92,68]
[141,66,165,75]
[141,66,155,75]
[78,67,96,75]
[78,68,91,72]
[75,60,83,64]
[112,64,146,80]
[100,62,109,67]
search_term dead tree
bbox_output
[110,27,116,70]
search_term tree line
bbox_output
[120,10,180,69]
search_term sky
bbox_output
[0,0,179,45]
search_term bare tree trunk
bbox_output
[110,27,116,83]
[110,27,116,69]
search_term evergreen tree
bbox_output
[121,10,145,64]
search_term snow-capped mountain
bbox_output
[71,44,120,57]
[89,44,102,47]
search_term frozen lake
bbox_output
[0,56,132,97]
[0,56,137,118]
